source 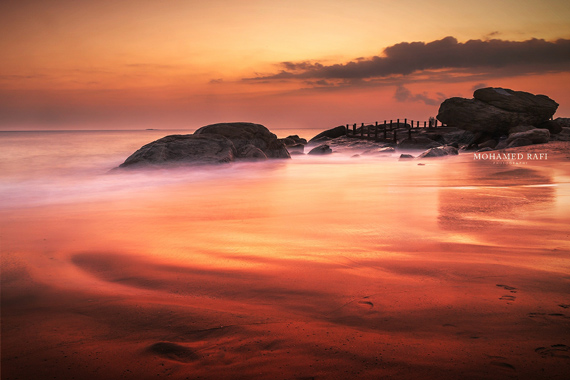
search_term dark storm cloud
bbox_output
[245,37,570,81]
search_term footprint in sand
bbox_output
[535,344,570,359]
[487,356,516,371]
[147,342,200,363]
[496,284,517,293]
[499,295,516,302]
[496,284,517,303]
[357,300,374,309]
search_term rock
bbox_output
[437,87,559,135]
[238,144,267,160]
[118,134,236,168]
[309,126,347,142]
[417,146,459,158]
[476,147,494,153]
[478,139,497,149]
[279,137,297,146]
[462,143,479,151]
[506,138,533,148]
[399,154,414,160]
[536,120,563,135]
[442,130,478,146]
[286,135,308,144]
[194,122,290,159]
[397,136,442,150]
[473,87,558,117]
[553,127,570,141]
[308,144,333,155]
[508,125,536,135]
[507,129,550,144]
[555,118,570,128]
[287,144,305,154]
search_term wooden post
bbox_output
[417,120,419,128]
[397,118,400,129]
[408,127,412,139]
[424,121,426,128]
[384,121,387,139]
[404,118,407,128]
[346,124,349,136]
[353,123,356,135]
[361,122,364,137]
[375,121,379,140]
[390,120,393,130]
[434,119,438,128]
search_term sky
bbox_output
[1,0,570,130]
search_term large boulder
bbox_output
[309,126,347,143]
[473,87,558,117]
[194,122,290,159]
[437,87,558,136]
[118,134,236,168]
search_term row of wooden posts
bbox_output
[345,118,443,142]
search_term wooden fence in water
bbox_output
[344,117,447,143]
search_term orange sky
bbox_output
[1,0,570,130]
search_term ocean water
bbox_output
[2,129,570,379]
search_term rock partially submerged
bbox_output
[308,144,333,155]
[417,146,458,158]
[118,122,289,168]
[119,134,236,168]
[309,126,346,143]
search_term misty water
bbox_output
[2,130,570,379]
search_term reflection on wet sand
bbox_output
[2,155,570,380]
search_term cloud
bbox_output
[245,37,570,82]
[394,85,446,106]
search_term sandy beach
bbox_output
[1,139,569,380]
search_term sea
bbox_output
[2,128,570,379]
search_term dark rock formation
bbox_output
[441,130,478,146]
[437,87,558,135]
[118,122,291,168]
[238,144,267,160]
[418,146,459,158]
[496,129,550,150]
[508,129,550,144]
[308,144,333,155]
[194,122,290,159]
[553,127,570,141]
[287,144,305,154]
[506,138,533,149]
[473,87,558,117]
[478,139,497,149]
[309,126,346,143]
[118,134,236,168]
[537,120,563,135]
[399,154,414,160]
[397,136,442,150]
[285,135,308,145]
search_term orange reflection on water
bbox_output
[2,154,570,379]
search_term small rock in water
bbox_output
[308,144,333,155]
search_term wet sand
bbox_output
[2,142,570,379]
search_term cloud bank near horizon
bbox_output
[244,37,570,85]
